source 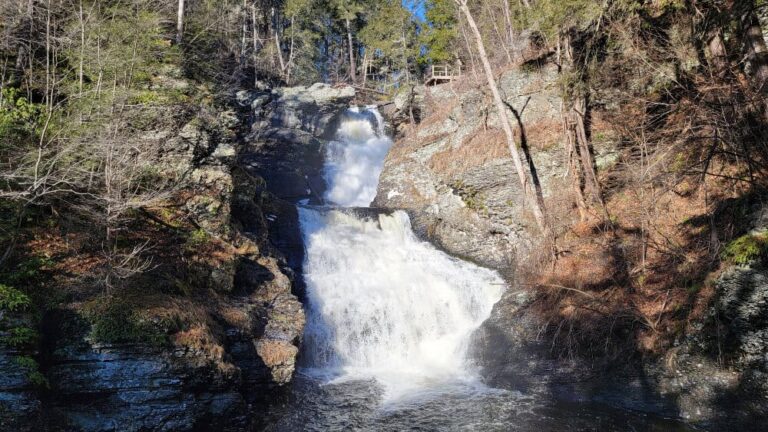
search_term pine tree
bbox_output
[421,0,458,64]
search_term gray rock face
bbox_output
[717,264,768,367]
[375,63,575,273]
[241,82,356,207]
[0,314,42,432]
[46,339,247,432]
[650,263,768,428]
[261,83,355,138]
[1,83,310,431]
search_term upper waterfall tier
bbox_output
[322,106,392,207]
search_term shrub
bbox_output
[3,327,38,348]
[86,300,167,346]
[14,356,49,389]
[0,285,31,312]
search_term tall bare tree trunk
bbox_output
[272,8,287,78]
[562,33,609,222]
[705,28,728,75]
[740,6,768,121]
[455,0,550,236]
[176,0,185,45]
[252,4,260,87]
[78,0,85,96]
[240,0,248,65]
[346,18,356,82]
[457,9,479,80]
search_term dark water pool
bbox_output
[261,372,697,432]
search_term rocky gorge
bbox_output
[1,63,766,430]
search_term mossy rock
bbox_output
[722,231,768,265]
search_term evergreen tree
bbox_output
[420,0,458,64]
[359,0,420,84]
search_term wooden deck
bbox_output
[425,65,461,86]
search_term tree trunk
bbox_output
[176,0,185,45]
[346,18,356,82]
[562,33,610,223]
[563,107,588,221]
[252,4,259,87]
[240,0,248,65]
[741,9,768,92]
[272,8,287,77]
[455,0,550,236]
[705,28,728,75]
[79,0,85,96]
[457,8,479,80]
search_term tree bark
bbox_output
[562,33,610,223]
[346,18,356,82]
[252,4,259,87]
[741,9,768,92]
[455,0,550,236]
[176,0,185,45]
[705,28,728,75]
[272,7,287,78]
[78,0,85,96]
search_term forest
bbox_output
[1,0,768,431]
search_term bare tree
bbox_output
[454,0,550,236]
[176,0,185,45]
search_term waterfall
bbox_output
[299,106,505,400]
[322,106,392,207]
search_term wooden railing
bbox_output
[426,64,462,85]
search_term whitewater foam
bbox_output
[322,107,392,207]
[299,106,505,400]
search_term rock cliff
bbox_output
[375,64,768,430]
[0,80,360,431]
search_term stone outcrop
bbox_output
[0,313,42,431]
[651,262,768,428]
[374,63,593,274]
[236,83,356,277]
[0,80,327,431]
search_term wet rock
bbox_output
[266,83,355,137]
[242,84,355,205]
[0,314,43,432]
[45,334,248,432]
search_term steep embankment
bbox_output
[0,77,340,431]
[375,62,768,429]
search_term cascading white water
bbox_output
[299,106,505,400]
[322,106,392,207]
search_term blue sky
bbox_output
[403,0,426,21]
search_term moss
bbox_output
[85,299,168,346]
[128,90,160,105]
[450,179,488,215]
[721,232,768,265]
[185,228,211,249]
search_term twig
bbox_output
[538,283,596,299]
